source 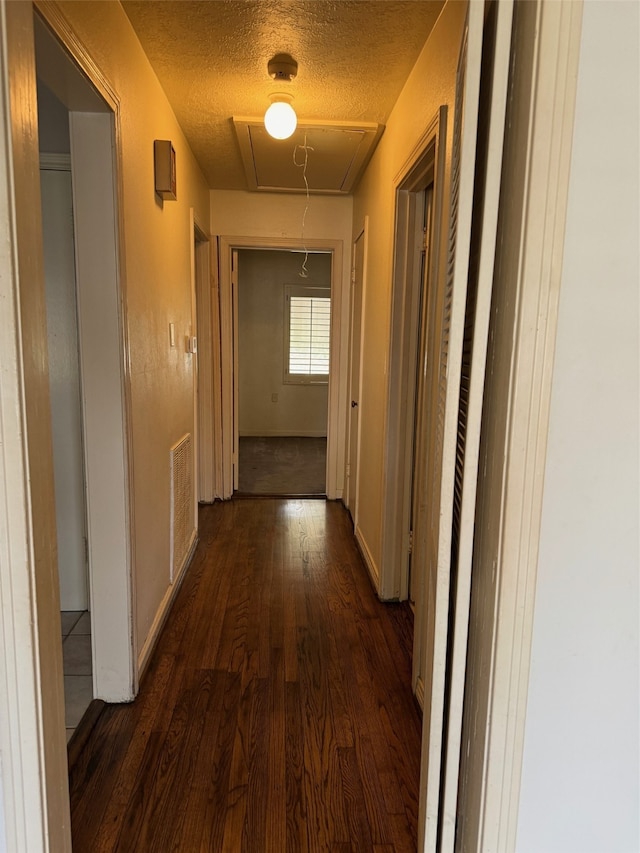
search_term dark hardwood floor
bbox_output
[69,499,422,852]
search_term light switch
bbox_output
[169,323,175,347]
[271,393,278,403]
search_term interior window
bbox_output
[284,284,331,384]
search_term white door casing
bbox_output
[219,236,345,501]
[380,106,447,603]
[455,2,584,849]
[0,3,71,849]
[345,220,367,521]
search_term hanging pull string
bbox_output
[293,132,314,278]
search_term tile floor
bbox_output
[61,610,92,742]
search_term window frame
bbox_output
[283,283,331,385]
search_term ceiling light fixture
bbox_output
[264,93,297,140]
[264,54,298,140]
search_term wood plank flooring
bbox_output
[69,499,422,852]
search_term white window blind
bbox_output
[285,285,331,383]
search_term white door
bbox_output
[408,188,434,609]
[41,165,88,612]
[194,220,215,503]
[416,5,484,850]
[416,2,514,849]
[437,1,514,846]
[232,249,239,491]
[345,224,366,521]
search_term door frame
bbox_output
[36,3,135,704]
[218,235,345,500]
[454,2,585,849]
[344,218,368,521]
[0,4,70,847]
[192,214,217,503]
[380,107,447,602]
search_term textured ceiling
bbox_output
[121,1,445,191]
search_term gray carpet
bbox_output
[237,436,327,495]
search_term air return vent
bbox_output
[170,433,195,583]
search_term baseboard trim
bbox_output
[354,525,380,593]
[137,534,198,679]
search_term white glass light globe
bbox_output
[264,101,297,140]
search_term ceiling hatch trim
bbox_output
[232,118,384,195]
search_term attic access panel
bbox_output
[233,119,384,194]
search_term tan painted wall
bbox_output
[54,2,211,653]
[238,249,330,437]
[210,189,352,247]
[351,0,466,574]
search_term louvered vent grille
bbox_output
[449,35,469,569]
[170,433,195,583]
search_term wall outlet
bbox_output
[271,393,278,403]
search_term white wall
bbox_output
[40,167,88,612]
[516,3,639,850]
[238,249,330,437]
[0,771,4,853]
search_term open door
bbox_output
[219,236,345,501]
[438,2,514,846]
[415,2,515,850]
[408,187,434,613]
[345,221,367,521]
[232,249,239,491]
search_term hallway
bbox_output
[69,499,422,852]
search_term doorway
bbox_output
[380,108,447,605]
[218,236,345,501]
[235,248,331,496]
[34,9,134,708]
[379,117,445,706]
